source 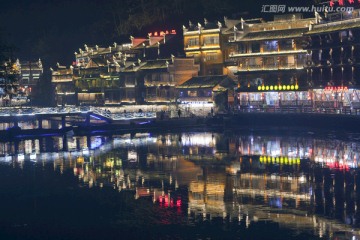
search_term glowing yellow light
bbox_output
[290,85,294,90]
[265,86,269,91]
[270,86,274,90]
[287,85,290,90]
[283,85,286,90]
[274,86,278,91]
[295,85,299,90]
[297,158,300,164]
[258,86,261,91]
[272,157,275,162]
[77,157,84,164]
[261,86,265,91]
[276,157,279,163]
[279,86,282,90]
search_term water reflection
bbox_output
[2,131,360,239]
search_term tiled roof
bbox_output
[131,38,148,48]
[140,59,171,70]
[177,75,235,89]
[238,28,307,41]
[306,19,360,35]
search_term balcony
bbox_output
[201,43,220,50]
[184,45,201,51]
[52,77,73,83]
[237,63,304,72]
[229,49,306,58]
[228,35,243,42]
[144,79,175,87]
[144,96,175,102]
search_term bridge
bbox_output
[0,106,157,140]
[0,106,156,129]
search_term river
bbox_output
[0,129,359,239]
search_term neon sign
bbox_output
[324,86,348,91]
[259,155,301,165]
[257,85,299,91]
[330,0,359,6]
[148,30,177,37]
[158,195,182,208]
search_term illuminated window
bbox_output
[204,36,219,45]
[188,38,199,46]
[188,90,197,97]
[206,53,218,61]
[264,41,278,52]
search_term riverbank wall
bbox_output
[2,112,360,141]
[217,112,360,132]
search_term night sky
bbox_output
[0,0,321,67]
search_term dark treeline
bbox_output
[0,0,322,66]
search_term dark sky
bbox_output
[0,0,319,67]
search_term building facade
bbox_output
[51,64,75,106]
[304,9,360,110]
[226,14,314,109]
[52,32,199,106]
[183,18,240,76]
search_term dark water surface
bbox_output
[0,129,360,239]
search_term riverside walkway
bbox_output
[0,106,156,121]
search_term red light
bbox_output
[176,199,181,207]
[154,32,158,36]
[326,162,349,171]
[339,0,344,5]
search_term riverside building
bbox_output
[227,8,360,112]
[183,18,241,76]
[51,64,75,106]
[226,14,314,110]
[52,31,199,106]
[304,9,360,111]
